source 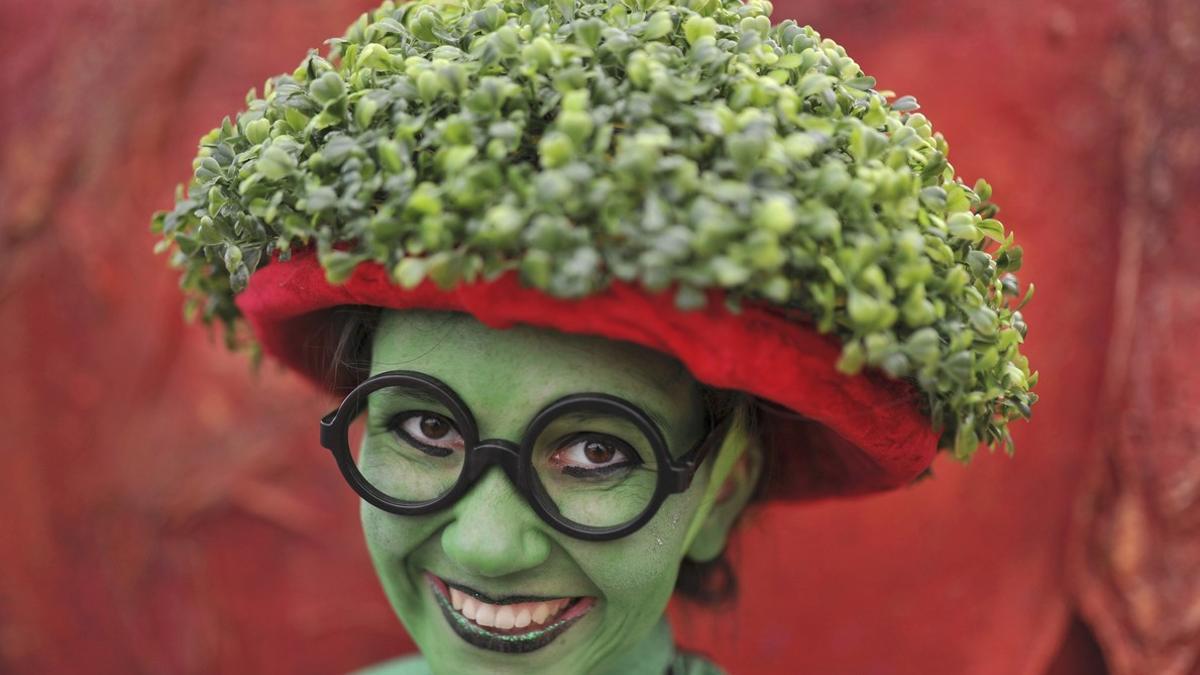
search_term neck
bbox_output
[592,616,674,675]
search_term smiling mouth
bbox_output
[425,573,596,654]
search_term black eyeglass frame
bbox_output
[319,370,727,541]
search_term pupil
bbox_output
[420,415,448,439]
[584,441,614,464]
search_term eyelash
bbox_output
[383,415,644,475]
[551,433,642,477]
[386,412,462,457]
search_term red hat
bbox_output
[156,0,1035,503]
[237,249,937,501]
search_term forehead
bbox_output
[369,310,702,433]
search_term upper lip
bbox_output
[432,574,582,606]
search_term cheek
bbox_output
[572,489,705,618]
[360,502,443,596]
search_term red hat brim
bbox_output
[236,251,937,500]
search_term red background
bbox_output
[1,0,1196,673]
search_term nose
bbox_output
[440,466,552,577]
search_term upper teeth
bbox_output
[449,587,570,630]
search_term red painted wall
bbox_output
[1,0,1194,673]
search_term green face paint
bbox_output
[359,310,725,675]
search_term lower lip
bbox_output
[425,573,595,654]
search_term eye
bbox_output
[388,412,465,457]
[548,435,641,477]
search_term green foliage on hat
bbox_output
[153,0,1037,459]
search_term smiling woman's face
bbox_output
[359,310,721,674]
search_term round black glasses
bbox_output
[319,370,727,541]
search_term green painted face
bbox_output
[359,310,727,675]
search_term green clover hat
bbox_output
[153,0,1037,500]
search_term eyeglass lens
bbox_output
[348,382,663,530]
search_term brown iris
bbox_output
[583,440,615,464]
[420,415,450,439]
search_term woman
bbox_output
[154,0,1036,671]
[325,307,763,673]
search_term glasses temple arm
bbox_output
[320,410,338,451]
[670,413,734,490]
